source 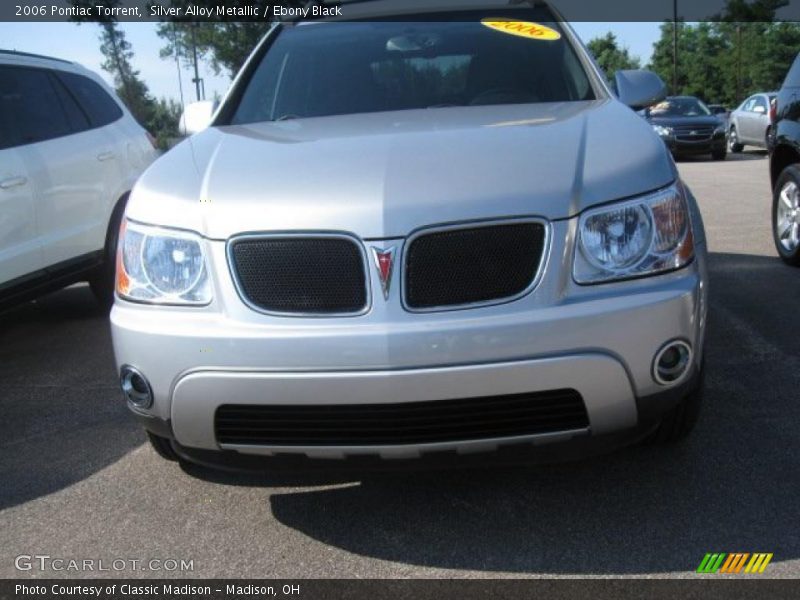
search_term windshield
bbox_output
[649,97,711,118]
[230,14,595,124]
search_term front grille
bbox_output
[215,389,588,447]
[674,125,715,141]
[229,236,367,314]
[405,222,546,310]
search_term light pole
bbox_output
[673,0,679,95]
[190,23,204,101]
[736,24,742,103]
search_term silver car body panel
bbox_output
[171,355,632,458]
[127,101,675,240]
[729,93,777,146]
[111,12,709,458]
[111,217,708,455]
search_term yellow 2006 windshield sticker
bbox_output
[481,18,561,41]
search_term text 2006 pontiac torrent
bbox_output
[111,1,708,468]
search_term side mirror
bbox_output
[753,105,767,115]
[179,100,217,136]
[614,70,667,111]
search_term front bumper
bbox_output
[166,369,700,474]
[663,134,726,155]
[111,218,708,461]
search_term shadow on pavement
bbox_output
[3,254,799,574]
[207,251,797,575]
[676,149,767,163]
[0,285,143,510]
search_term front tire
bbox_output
[90,198,126,309]
[712,148,727,161]
[647,368,704,444]
[772,165,800,266]
[728,127,743,153]
[147,432,180,461]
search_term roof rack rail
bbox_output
[0,49,74,65]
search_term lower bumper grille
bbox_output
[674,126,715,141]
[215,389,588,447]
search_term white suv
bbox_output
[0,50,158,310]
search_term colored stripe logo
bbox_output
[697,553,773,574]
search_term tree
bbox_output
[648,17,800,107]
[70,1,180,148]
[586,33,641,81]
[70,1,156,124]
[681,23,727,102]
[649,21,693,97]
[157,22,267,80]
[155,1,306,78]
[714,0,788,21]
[97,22,157,125]
[148,98,183,149]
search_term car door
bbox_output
[7,66,117,269]
[737,96,758,142]
[54,70,130,206]
[0,101,40,285]
[750,95,770,146]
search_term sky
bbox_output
[0,21,661,107]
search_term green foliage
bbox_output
[98,22,155,124]
[586,33,641,81]
[647,0,797,106]
[70,1,181,148]
[147,97,183,150]
[371,58,470,106]
[648,20,800,107]
[154,2,305,78]
[156,21,270,78]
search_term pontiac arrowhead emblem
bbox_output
[371,247,396,299]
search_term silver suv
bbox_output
[0,50,157,310]
[111,1,708,468]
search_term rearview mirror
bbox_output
[614,70,667,111]
[179,100,217,136]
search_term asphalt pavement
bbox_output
[1,149,799,579]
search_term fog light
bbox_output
[120,365,153,409]
[653,341,692,385]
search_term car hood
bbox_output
[128,100,676,239]
[647,115,722,128]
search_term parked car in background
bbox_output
[111,1,708,469]
[708,103,730,130]
[644,96,727,160]
[0,50,158,310]
[770,54,800,265]
[728,91,777,152]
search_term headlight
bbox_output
[116,219,212,304]
[574,183,694,284]
[714,124,726,135]
[652,124,673,137]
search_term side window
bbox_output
[50,74,90,133]
[0,87,19,150]
[0,110,19,150]
[784,53,800,88]
[742,97,756,112]
[753,96,768,112]
[0,66,72,147]
[56,71,123,128]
